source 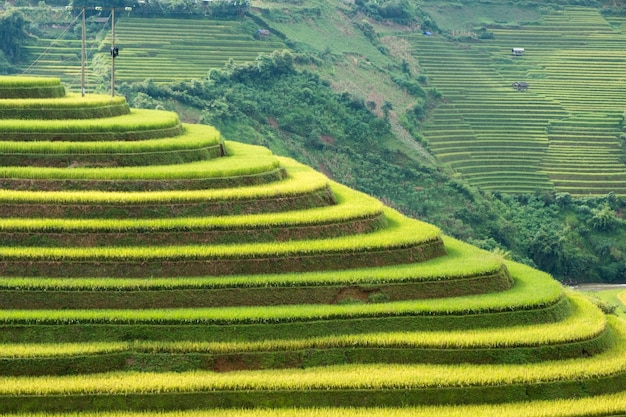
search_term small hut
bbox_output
[255,29,271,40]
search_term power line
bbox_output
[22,11,81,74]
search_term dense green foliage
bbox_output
[355,0,415,23]
[128,0,250,19]
[0,9,29,73]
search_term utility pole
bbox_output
[110,7,116,97]
[81,7,86,97]
[75,4,130,98]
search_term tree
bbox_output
[0,9,29,64]
[589,203,620,231]
[70,0,131,8]
[382,101,393,119]
[528,227,566,274]
[379,0,412,20]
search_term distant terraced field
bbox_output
[21,6,626,196]
[20,14,285,89]
[406,7,626,196]
[107,17,285,83]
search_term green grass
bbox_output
[260,2,388,65]
[420,2,542,31]
[578,287,626,319]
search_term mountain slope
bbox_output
[0,72,624,416]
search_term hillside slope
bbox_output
[0,74,626,417]
[11,3,626,282]
[250,1,626,196]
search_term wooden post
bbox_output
[81,7,86,97]
[110,7,115,97]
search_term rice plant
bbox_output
[0,76,61,87]
[0,316,623,395]
[0,237,502,291]
[0,141,275,181]
[0,182,381,233]
[0,94,127,110]
[0,264,564,325]
[0,157,328,204]
[0,292,602,358]
[6,393,626,417]
[0,109,180,138]
[0,129,218,155]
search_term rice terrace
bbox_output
[1,0,626,416]
[413,6,626,195]
[0,73,623,416]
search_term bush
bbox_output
[589,204,620,231]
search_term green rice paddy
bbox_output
[4,6,626,414]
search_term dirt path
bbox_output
[570,283,626,292]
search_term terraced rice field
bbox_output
[406,7,626,196]
[20,15,284,90]
[21,38,101,92]
[1,74,626,416]
[106,17,285,83]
